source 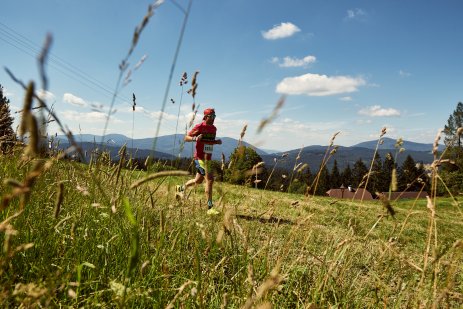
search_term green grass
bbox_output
[1,149,463,308]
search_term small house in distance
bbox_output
[326,185,373,200]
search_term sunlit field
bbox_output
[1,145,462,308]
[1,2,463,308]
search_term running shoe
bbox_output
[207,208,220,216]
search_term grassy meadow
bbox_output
[1,3,462,307]
[1,145,462,308]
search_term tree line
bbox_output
[222,145,430,197]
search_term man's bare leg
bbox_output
[185,173,204,189]
[205,173,214,208]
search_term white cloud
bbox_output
[358,105,401,117]
[276,73,366,96]
[38,90,55,101]
[399,70,411,77]
[2,87,15,98]
[63,93,87,107]
[355,119,372,124]
[262,22,301,40]
[60,110,125,123]
[131,105,149,113]
[148,111,184,122]
[340,96,353,101]
[346,8,367,20]
[272,55,316,68]
[257,118,347,148]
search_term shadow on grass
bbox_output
[236,214,294,225]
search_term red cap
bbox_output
[203,108,215,119]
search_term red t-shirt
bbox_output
[188,121,217,160]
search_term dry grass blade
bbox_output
[238,123,248,147]
[126,2,161,60]
[0,211,24,231]
[130,171,189,189]
[391,168,398,192]
[38,33,52,91]
[221,153,226,172]
[25,113,40,157]
[329,131,341,146]
[4,179,24,189]
[376,192,396,218]
[150,1,193,156]
[5,69,84,160]
[242,261,284,309]
[188,70,200,99]
[54,182,64,219]
[19,82,34,137]
[257,95,286,134]
[362,127,386,202]
[165,280,195,309]
[432,129,442,158]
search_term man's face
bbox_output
[205,114,216,124]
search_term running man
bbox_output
[177,108,222,211]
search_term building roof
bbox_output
[326,188,373,200]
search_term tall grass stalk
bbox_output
[361,127,386,202]
[102,2,161,145]
[150,0,193,157]
[172,72,188,161]
[287,146,303,193]
[307,132,339,197]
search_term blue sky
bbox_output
[1,0,462,152]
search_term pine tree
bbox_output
[352,158,368,188]
[341,163,353,187]
[398,155,420,191]
[302,164,313,187]
[288,163,312,194]
[330,159,341,189]
[441,102,463,174]
[0,84,16,152]
[314,165,330,196]
[367,153,385,193]
[444,102,463,147]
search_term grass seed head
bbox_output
[240,124,248,140]
[20,82,35,137]
[54,182,64,219]
[391,168,398,191]
[376,192,396,218]
[433,129,442,156]
[329,131,340,146]
[380,127,387,137]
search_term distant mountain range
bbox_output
[352,137,444,152]
[55,134,442,171]
[55,133,268,161]
[260,137,445,171]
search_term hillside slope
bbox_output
[1,150,462,307]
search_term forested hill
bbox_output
[261,145,435,172]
